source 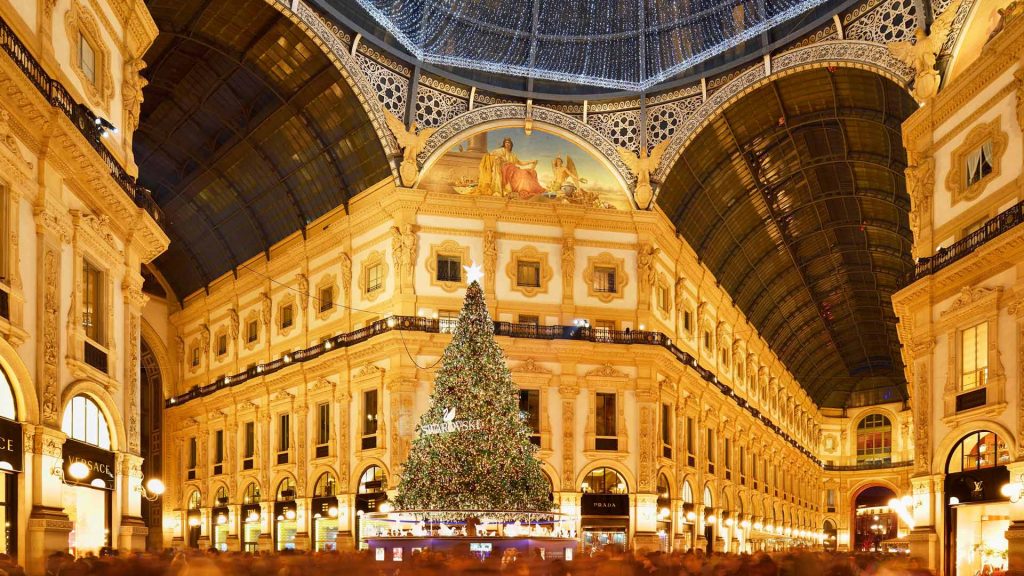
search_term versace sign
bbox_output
[63,438,115,489]
[0,417,22,472]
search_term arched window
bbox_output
[0,367,16,420]
[187,490,201,511]
[62,395,111,449]
[581,467,627,494]
[242,482,261,504]
[358,466,387,494]
[276,477,296,500]
[314,472,337,497]
[856,414,891,465]
[681,480,694,504]
[703,485,713,508]
[947,430,1010,473]
[215,486,228,506]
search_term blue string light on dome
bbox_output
[353,0,834,91]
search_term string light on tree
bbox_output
[394,277,551,516]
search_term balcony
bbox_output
[822,460,913,472]
[165,315,821,464]
[906,199,1024,285]
[0,16,163,225]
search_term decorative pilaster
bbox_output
[559,376,579,489]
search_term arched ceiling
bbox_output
[656,67,916,408]
[137,0,391,300]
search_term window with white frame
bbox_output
[592,266,617,293]
[61,395,111,449]
[362,389,379,450]
[965,141,994,187]
[78,34,97,85]
[366,262,384,293]
[82,259,104,344]
[961,322,988,391]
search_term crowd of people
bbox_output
[24,547,943,576]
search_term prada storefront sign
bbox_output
[0,417,23,472]
[582,493,629,516]
[63,438,115,489]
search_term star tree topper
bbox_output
[464,262,484,285]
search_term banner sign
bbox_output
[0,417,22,472]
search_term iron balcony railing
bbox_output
[166,316,821,464]
[906,198,1024,285]
[822,460,914,472]
[0,16,163,226]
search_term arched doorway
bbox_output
[0,365,20,557]
[853,485,897,552]
[580,467,629,552]
[274,477,297,551]
[61,394,116,555]
[944,430,1011,576]
[656,473,672,551]
[681,480,695,551]
[240,482,261,552]
[823,519,837,551]
[703,484,715,555]
[140,338,164,549]
[185,490,201,549]
[355,465,388,548]
[311,472,339,551]
[211,485,229,551]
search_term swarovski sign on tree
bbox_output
[395,271,552,513]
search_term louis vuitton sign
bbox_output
[0,417,22,472]
[63,438,115,489]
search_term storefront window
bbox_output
[0,368,14,420]
[275,478,297,551]
[61,395,114,556]
[212,486,229,552]
[186,490,202,549]
[946,431,1010,473]
[581,468,629,553]
[312,473,339,551]
[946,431,1011,576]
[356,466,388,548]
[241,483,261,552]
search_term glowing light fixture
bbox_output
[68,461,90,480]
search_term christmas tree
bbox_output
[395,274,552,515]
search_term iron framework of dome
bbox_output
[347,0,842,91]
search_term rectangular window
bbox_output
[518,314,539,326]
[752,457,759,489]
[702,330,711,351]
[593,266,617,293]
[366,263,384,292]
[661,403,672,458]
[217,334,227,356]
[437,255,462,282]
[243,422,255,458]
[965,141,994,187]
[187,437,197,470]
[247,320,258,343]
[724,437,732,479]
[190,346,200,368]
[739,446,746,484]
[439,309,459,333]
[519,390,540,446]
[594,319,616,331]
[280,305,294,329]
[706,428,715,473]
[82,259,103,343]
[595,392,617,449]
[686,417,695,456]
[961,322,988,391]
[214,430,224,465]
[79,35,96,84]
[658,286,670,311]
[317,402,330,446]
[278,414,290,454]
[319,286,334,313]
[516,260,541,288]
[826,489,836,513]
[962,217,989,239]
[362,389,379,449]
[683,310,693,333]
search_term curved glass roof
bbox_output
[349,0,839,91]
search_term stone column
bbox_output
[335,494,354,550]
[117,452,148,551]
[227,504,241,551]
[633,493,660,551]
[258,501,273,551]
[25,428,70,576]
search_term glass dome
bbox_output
[350,0,839,91]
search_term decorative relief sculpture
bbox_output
[637,243,659,296]
[616,139,670,209]
[905,154,934,257]
[561,237,575,294]
[121,59,147,148]
[42,250,59,425]
[260,292,272,328]
[384,110,437,186]
[887,0,962,102]
[483,230,497,289]
[296,274,309,310]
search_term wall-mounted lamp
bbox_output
[1001,474,1024,503]
[136,478,165,502]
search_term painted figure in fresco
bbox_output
[478,137,546,199]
